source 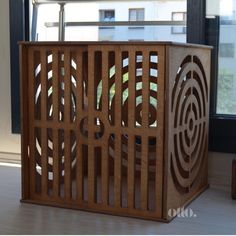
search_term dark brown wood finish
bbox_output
[20,44,30,200]
[20,42,211,222]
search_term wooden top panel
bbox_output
[18,41,212,50]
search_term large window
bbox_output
[219,43,235,58]
[206,0,236,152]
[209,1,236,115]
[29,0,187,42]
[217,72,235,114]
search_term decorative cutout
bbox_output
[170,55,208,193]
[34,52,77,190]
[34,53,77,122]
[94,51,159,172]
[80,116,104,140]
[20,43,210,222]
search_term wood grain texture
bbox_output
[163,45,211,220]
[19,44,30,200]
[87,47,96,205]
[127,50,135,209]
[52,50,60,199]
[75,48,84,203]
[114,49,122,208]
[19,42,211,221]
[101,50,109,206]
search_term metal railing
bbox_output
[31,0,186,41]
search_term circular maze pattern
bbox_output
[170,55,208,193]
[34,54,77,183]
[96,54,158,172]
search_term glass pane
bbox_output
[29,0,186,42]
[30,3,59,41]
[64,25,186,41]
[207,0,236,114]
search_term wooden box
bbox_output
[20,42,211,222]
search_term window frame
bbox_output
[186,0,236,153]
[190,0,236,153]
[9,0,29,133]
[171,11,187,34]
[99,9,115,30]
[172,12,187,21]
[205,15,236,153]
[99,9,115,22]
[128,8,145,22]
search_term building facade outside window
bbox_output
[219,43,235,58]
[28,1,187,42]
[215,0,236,115]
[171,12,187,34]
[129,8,145,21]
[217,72,235,114]
[99,10,115,22]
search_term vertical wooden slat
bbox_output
[114,50,122,208]
[28,48,36,198]
[156,48,165,217]
[40,49,48,197]
[41,53,47,195]
[101,50,109,205]
[52,49,60,198]
[141,51,149,210]
[64,49,72,200]
[127,50,135,209]
[88,47,96,204]
[76,48,83,203]
[141,51,150,130]
[20,45,30,200]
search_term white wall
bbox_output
[0,0,21,159]
[97,1,186,42]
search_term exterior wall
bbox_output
[0,0,21,158]
[98,1,186,42]
[34,1,186,42]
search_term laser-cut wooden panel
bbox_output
[20,42,211,222]
[163,46,211,220]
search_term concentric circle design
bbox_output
[170,55,208,193]
[80,116,105,140]
[35,128,77,181]
[35,55,77,122]
[95,54,158,172]
[34,54,77,183]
